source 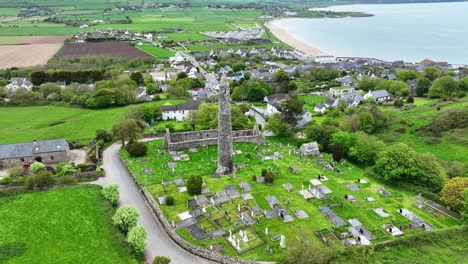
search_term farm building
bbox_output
[0,139,70,168]
[6,78,33,91]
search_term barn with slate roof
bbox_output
[0,139,69,168]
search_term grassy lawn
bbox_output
[0,100,184,144]
[0,185,138,264]
[136,44,175,58]
[298,94,328,113]
[121,138,460,261]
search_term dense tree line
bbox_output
[30,69,106,86]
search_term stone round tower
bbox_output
[216,75,234,175]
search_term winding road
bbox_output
[101,143,214,264]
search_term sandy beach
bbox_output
[265,18,329,57]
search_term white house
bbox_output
[364,89,391,102]
[329,86,355,97]
[150,71,168,82]
[161,98,201,121]
[169,52,185,64]
[314,55,337,64]
[264,94,291,115]
[6,78,33,91]
[314,104,326,114]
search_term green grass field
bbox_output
[0,100,184,144]
[0,185,138,264]
[136,44,175,58]
[375,98,468,163]
[121,138,460,261]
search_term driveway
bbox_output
[101,143,214,264]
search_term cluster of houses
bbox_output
[74,29,155,43]
[207,47,312,62]
[314,75,392,114]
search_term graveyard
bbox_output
[121,138,460,261]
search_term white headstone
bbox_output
[239,230,243,237]
[210,197,214,204]
[280,235,286,248]
[171,219,175,228]
[265,227,268,235]
[301,184,304,191]
[238,203,240,212]
[251,210,255,218]
[202,206,206,213]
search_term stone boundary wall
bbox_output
[118,155,259,264]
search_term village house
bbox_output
[6,77,33,91]
[0,139,69,168]
[161,98,202,122]
[335,75,355,86]
[329,86,355,97]
[364,89,392,102]
[314,103,327,114]
[334,93,364,108]
[264,93,291,115]
[314,55,337,64]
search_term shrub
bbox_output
[252,175,257,181]
[33,171,55,190]
[165,195,174,206]
[126,141,148,157]
[113,206,139,232]
[261,169,268,177]
[102,184,119,206]
[153,256,171,264]
[264,171,275,184]
[57,175,76,185]
[187,175,202,195]
[0,176,12,185]
[407,96,414,103]
[8,166,24,178]
[56,163,77,176]
[440,177,468,211]
[127,226,147,253]
[30,162,45,173]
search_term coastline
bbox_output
[265,18,329,57]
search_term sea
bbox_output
[278,2,468,64]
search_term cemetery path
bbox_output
[102,143,214,264]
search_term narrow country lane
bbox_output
[101,143,214,264]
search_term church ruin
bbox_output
[163,76,264,174]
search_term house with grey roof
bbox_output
[364,89,391,102]
[0,139,69,168]
[6,78,33,91]
[335,75,355,86]
[334,93,364,108]
[161,98,202,121]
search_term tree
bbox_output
[305,124,338,150]
[331,131,357,152]
[102,184,119,206]
[39,83,61,99]
[112,119,143,146]
[460,76,468,91]
[416,77,431,96]
[165,195,174,206]
[462,190,468,224]
[247,85,267,102]
[232,62,246,72]
[113,206,139,232]
[183,110,198,130]
[274,70,290,83]
[357,76,376,91]
[187,175,202,195]
[30,162,45,173]
[153,256,171,264]
[126,141,148,157]
[130,72,144,85]
[429,76,459,98]
[440,177,468,212]
[396,70,418,82]
[423,66,442,81]
[176,71,188,80]
[393,98,404,108]
[96,129,113,143]
[278,97,305,126]
[281,240,331,264]
[359,112,376,133]
[374,143,445,191]
[331,143,345,162]
[266,114,290,137]
[127,226,147,253]
[407,96,414,103]
[348,133,385,165]
[336,99,348,112]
